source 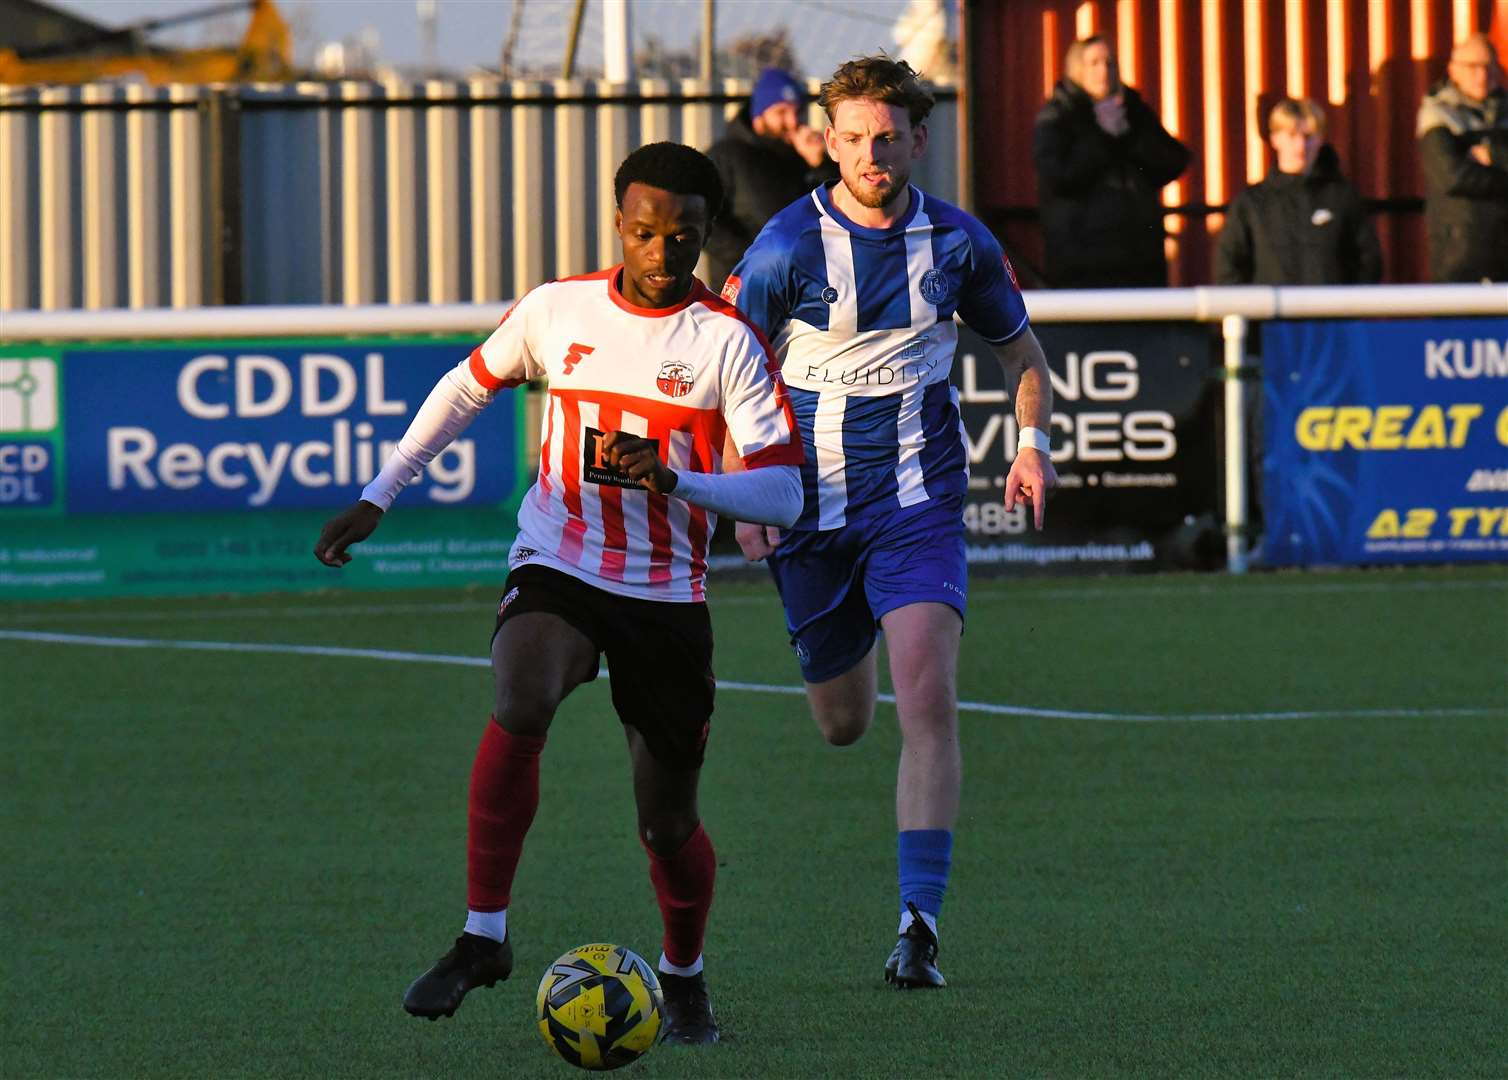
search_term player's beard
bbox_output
[844,166,909,209]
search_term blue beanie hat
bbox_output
[751,68,803,118]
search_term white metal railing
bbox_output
[3,283,1504,574]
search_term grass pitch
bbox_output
[2,565,1505,1078]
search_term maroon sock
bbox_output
[466,718,546,912]
[645,824,716,968]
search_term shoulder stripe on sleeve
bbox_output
[980,309,1031,346]
[468,346,524,391]
[743,443,805,469]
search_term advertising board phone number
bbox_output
[962,501,1028,536]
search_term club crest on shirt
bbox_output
[919,268,951,305]
[655,360,695,398]
[820,285,840,304]
[1311,208,1334,226]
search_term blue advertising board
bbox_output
[1262,318,1508,565]
[62,343,510,513]
[0,338,529,599]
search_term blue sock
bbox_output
[898,829,952,925]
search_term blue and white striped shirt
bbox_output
[724,181,1029,531]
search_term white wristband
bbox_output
[1017,426,1051,454]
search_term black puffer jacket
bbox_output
[1215,145,1382,285]
[1033,80,1190,288]
[1416,81,1508,283]
[705,108,838,291]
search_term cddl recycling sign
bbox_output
[0,338,528,599]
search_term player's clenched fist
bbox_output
[601,430,679,495]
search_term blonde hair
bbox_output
[1064,34,1120,94]
[1268,97,1326,137]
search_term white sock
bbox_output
[658,952,704,977]
[464,908,507,943]
[898,908,938,938]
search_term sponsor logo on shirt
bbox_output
[655,360,695,398]
[561,342,595,375]
[498,586,520,616]
[583,426,660,488]
[1002,254,1020,290]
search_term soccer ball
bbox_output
[536,943,664,1070]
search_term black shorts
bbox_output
[493,564,715,769]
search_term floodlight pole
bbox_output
[700,0,715,81]
[604,0,632,82]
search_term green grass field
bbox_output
[3,565,1505,1079]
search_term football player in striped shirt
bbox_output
[723,57,1058,988]
[314,143,804,1044]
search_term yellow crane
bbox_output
[0,0,293,86]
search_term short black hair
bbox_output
[613,142,724,216]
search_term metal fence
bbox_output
[0,77,959,312]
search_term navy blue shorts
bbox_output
[766,496,967,684]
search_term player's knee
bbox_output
[639,814,698,856]
[814,707,870,747]
[493,685,558,737]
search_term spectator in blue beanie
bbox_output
[705,68,838,290]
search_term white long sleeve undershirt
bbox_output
[361,367,802,528]
[670,464,801,528]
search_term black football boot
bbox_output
[884,902,946,989]
[402,932,513,1019]
[658,971,720,1044]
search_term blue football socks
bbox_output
[897,829,952,935]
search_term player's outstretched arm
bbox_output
[996,328,1059,530]
[314,500,384,567]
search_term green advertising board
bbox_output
[0,337,528,600]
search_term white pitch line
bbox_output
[1,630,1500,723]
[0,576,1502,626]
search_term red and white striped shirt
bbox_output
[468,267,802,602]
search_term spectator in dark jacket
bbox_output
[1216,98,1381,285]
[1033,35,1190,288]
[704,68,838,290]
[1416,33,1508,282]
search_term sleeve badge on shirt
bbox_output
[656,360,696,398]
[720,274,742,303]
[1002,253,1021,290]
[919,268,952,305]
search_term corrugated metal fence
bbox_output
[970,0,1508,285]
[0,77,959,312]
